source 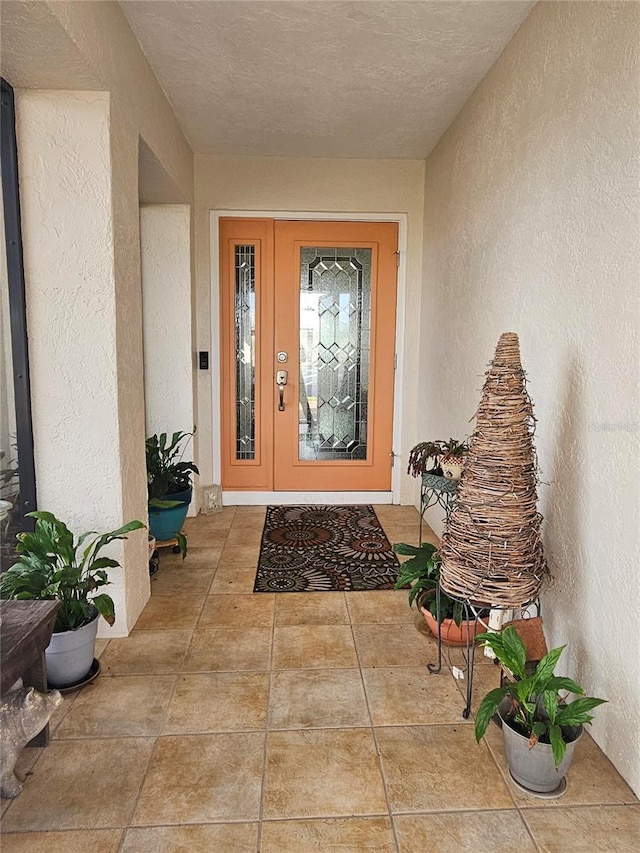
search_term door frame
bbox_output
[209,209,408,505]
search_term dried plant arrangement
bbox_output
[439,332,548,607]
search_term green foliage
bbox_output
[0,511,145,632]
[146,430,199,500]
[474,626,606,767]
[406,438,469,478]
[393,542,466,626]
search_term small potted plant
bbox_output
[146,429,199,554]
[474,625,606,795]
[407,438,468,482]
[393,541,488,646]
[0,511,144,687]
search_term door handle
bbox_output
[276,370,288,411]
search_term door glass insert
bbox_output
[298,247,371,461]
[235,245,255,459]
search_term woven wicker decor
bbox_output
[440,333,548,607]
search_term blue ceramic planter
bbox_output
[148,488,191,541]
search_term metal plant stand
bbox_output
[427,587,541,719]
[419,473,458,543]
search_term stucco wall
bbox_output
[141,204,196,516]
[3,1,195,633]
[194,154,425,501]
[1,0,193,202]
[15,91,139,634]
[421,1,640,793]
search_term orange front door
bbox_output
[220,218,398,492]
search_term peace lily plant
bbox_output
[474,626,606,784]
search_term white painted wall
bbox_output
[194,155,425,502]
[420,1,640,794]
[140,204,196,513]
[141,205,194,436]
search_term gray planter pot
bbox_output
[499,706,583,793]
[45,611,99,688]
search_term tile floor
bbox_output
[1,505,638,852]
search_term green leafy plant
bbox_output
[406,438,468,478]
[0,511,145,633]
[146,430,199,501]
[393,542,466,625]
[474,626,606,767]
[440,438,468,458]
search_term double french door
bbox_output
[219,218,398,492]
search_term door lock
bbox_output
[276,370,288,411]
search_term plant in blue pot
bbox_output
[146,430,198,557]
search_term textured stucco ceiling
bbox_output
[120,0,535,158]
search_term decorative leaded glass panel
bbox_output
[235,245,255,459]
[298,247,371,461]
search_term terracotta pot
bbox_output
[420,605,488,647]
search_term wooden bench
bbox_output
[0,600,60,746]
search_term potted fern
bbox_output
[474,626,606,795]
[0,511,144,687]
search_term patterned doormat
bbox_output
[253,505,400,593]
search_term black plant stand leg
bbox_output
[461,602,478,719]
[427,583,443,674]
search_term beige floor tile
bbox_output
[452,656,502,714]
[445,641,501,669]
[164,672,269,733]
[179,531,229,553]
[94,638,110,659]
[269,669,370,729]
[523,804,640,852]
[273,625,358,669]
[132,733,264,824]
[363,667,473,727]
[1,747,44,816]
[394,811,536,852]
[54,675,175,738]
[100,630,193,675]
[1,738,154,831]
[121,823,259,852]
[226,524,265,545]
[484,725,638,807]
[169,545,224,570]
[220,542,261,567]
[198,593,275,628]
[183,626,272,671]
[353,623,438,667]
[48,691,78,734]
[263,728,388,819]
[346,590,414,624]
[233,505,267,518]
[151,567,215,595]
[372,505,421,522]
[375,522,420,539]
[376,725,514,812]
[274,592,349,626]
[210,564,259,594]
[0,830,123,852]
[134,594,205,630]
[260,817,396,851]
[183,508,235,534]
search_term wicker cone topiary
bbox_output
[439,333,548,608]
